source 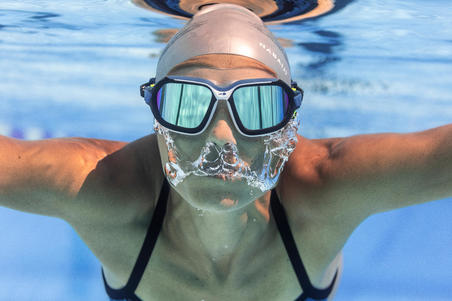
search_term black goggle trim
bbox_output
[140,76,303,136]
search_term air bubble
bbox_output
[155,117,299,192]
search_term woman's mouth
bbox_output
[214,172,242,182]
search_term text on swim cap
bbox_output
[258,42,288,76]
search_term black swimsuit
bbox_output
[102,179,338,301]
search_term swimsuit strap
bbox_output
[270,188,338,300]
[126,177,170,291]
[102,177,170,299]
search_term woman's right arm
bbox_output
[0,135,126,219]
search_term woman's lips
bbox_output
[214,173,242,182]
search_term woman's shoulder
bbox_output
[282,135,338,186]
[67,133,164,226]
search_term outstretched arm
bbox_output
[319,123,452,215]
[0,135,126,218]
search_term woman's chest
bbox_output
[97,218,339,301]
[133,230,304,301]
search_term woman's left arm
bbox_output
[317,123,452,215]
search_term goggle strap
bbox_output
[140,78,156,97]
[290,81,303,109]
[294,93,302,108]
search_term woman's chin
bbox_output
[187,198,241,212]
[176,176,263,212]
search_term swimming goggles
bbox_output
[140,76,303,137]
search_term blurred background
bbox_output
[0,0,451,300]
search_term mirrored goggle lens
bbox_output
[156,83,212,128]
[232,85,289,130]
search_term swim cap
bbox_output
[155,3,291,85]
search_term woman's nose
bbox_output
[209,119,237,145]
[206,103,237,145]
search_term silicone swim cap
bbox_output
[155,3,291,85]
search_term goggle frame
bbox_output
[140,76,303,137]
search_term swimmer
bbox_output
[1,4,451,301]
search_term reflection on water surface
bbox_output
[132,0,353,23]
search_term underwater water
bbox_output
[0,0,451,300]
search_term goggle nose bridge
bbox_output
[211,89,234,100]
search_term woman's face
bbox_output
[155,58,298,212]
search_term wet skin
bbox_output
[1,56,451,300]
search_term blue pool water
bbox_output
[0,0,451,300]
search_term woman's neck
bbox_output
[164,188,272,261]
